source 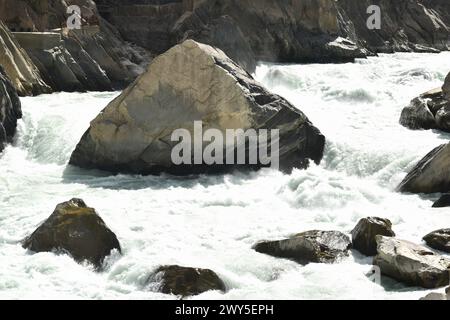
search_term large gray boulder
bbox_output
[373,236,450,289]
[69,40,325,175]
[253,230,352,265]
[398,143,450,194]
[351,217,395,256]
[22,198,121,269]
[0,65,22,152]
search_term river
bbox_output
[1,52,450,299]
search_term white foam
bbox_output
[1,53,450,299]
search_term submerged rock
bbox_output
[400,72,450,132]
[398,143,450,194]
[0,65,22,152]
[148,265,226,297]
[253,230,352,265]
[351,217,395,256]
[70,40,325,175]
[423,229,450,253]
[373,236,450,289]
[22,198,121,269]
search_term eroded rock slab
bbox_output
[373,236,450,289]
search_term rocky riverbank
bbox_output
[0,0,151,94]
[95,0,450,73]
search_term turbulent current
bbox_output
[1,53,450,299]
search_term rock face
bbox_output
[351,217,396,256]
[253,230,352,265]
[69,40,325,175]
[22,198,121,269]
[423,229,450,253]
[0,0,150,92]
[0,20,51,96]
[400,72,450,132]
[96,0,449,73]
[398,143,450,194]
[148,265,226,297]
[0,66,22,152]
[433,194,450,207]
[337,0,449,53]
[373,236,450,288]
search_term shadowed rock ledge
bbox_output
[0,66,22,152]
[69,40,325,175]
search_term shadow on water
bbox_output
[61,164,261,191]
[430,129,450,140]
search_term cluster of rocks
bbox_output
[0,0,151,95]
[69,39,326,175]
[22,198,226,297]
[400,72,450,133]
[95,0,450,73]
[253,217,450,290]
[398,71,450,205]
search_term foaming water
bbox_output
[1,53,450,299]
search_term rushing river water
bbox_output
[1,53,450,300]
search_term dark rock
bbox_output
[373,236,450,289]
[351,217,396,256]
[22,198,121,269]
[69,40,325,175]
[432,194,450,207]
[253,230,352,265]
[423,229,450,253]
[398,143,450,194]
[148,265,226,297]
[0,65,22,152]
[420,292,448,300]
